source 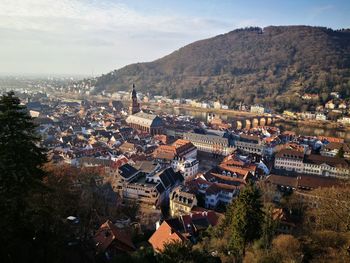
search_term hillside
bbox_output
[94,26,350,111]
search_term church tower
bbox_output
[129,84,140,115]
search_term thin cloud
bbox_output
[0,0,237,74]
[309,4,334,19]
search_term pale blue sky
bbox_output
[0,0,349,75]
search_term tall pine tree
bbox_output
[229,182,264,261]
[0,92,47,262]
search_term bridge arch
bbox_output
[259,117,266,126]
[236,120,243,129]
[266,117,272,125]
[252,118,259,128]
[244,119,251,129]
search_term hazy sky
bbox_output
[1,0,349,76]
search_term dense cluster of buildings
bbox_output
[283,92,350,124]
[18,84,350,260]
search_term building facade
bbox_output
[274,149,304,173]
[235,134,266,155]
[250,105,265,114]
[274,149,350,179]
[172,158,199,180]
[169,185,198,217]
[126,112,164,135]
[183,132,235,156]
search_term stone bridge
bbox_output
[231,116,278,130]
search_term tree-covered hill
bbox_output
[94,26,350,111]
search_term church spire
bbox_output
[129,83,140,115]
[131,83,137,99]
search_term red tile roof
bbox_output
[317,136,344,143]
[148,210,220,252]
[148,221,186,252]
[275,149,304,160]
[94,220,135,254]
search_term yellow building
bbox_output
[170,185,197,217]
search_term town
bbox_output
[3,82,349,262]
[1,1,350,261]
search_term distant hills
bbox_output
[94,26,350,112]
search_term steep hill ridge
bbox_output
[94,26,350,110]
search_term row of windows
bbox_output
[305,164,336,170]
[276,161,302,167]
[238,146,262,153]
[276,158,301,163]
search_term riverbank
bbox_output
[172,105,268,117]
[277,119,350,132]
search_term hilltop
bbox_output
[94,26,350,111]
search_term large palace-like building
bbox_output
[126,85,163,135]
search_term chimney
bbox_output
[155,220,160,230]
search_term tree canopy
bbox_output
[0,92,48,262]
[228,183,264,260]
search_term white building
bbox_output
[250,105,265,114]
[221,105,229,110]
[337,117,350,125]
[315,113,327,121]
[274,149,304,173]
[183,132,235,156]
[172,158,199,180]
[275,149,350,179]
[303,154,350,178]
[213,101,221,109]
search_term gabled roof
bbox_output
[126,112,163,127]
[266,174,341,189]
[118,163,139,179]
[148,221,186,252]
[153,139,196,160]
[156,183,165,193]
[207,172,247,186]
[305,154,349,168]
[119,142,136,152]
[265,174,298,188]
[218,164,251,178]
[159,168,184,188]
[94,220,135,254]
[148,210,220,252]
[297,174,341,189]
[323,142,350,152]
[133,160,158,173]
[275,149,304,160]
[183,132,229,145]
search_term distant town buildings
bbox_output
[250,105,265,114]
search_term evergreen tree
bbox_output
[0,92,47,262]
[336,146,345,158]
[229,183,264,261]
[260,204,278,250]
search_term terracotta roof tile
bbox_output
[148,221,185,252]
[94,220,135,254]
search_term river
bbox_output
[148,105,350,142]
